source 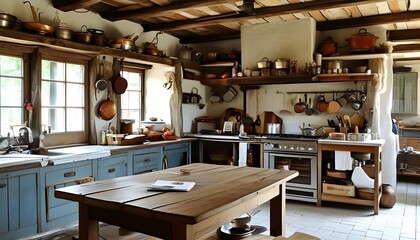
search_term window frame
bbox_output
[0,43,33,137]
[119,61,148,132]
[39,48,91,146]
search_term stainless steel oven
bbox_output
[263,136,318,202]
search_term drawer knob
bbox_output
[108,168,116,173]
[0,184,6,188]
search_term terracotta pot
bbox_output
[380,184,396,208]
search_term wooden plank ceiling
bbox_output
[52,0,420,44]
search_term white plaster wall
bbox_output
[181,79,209,133]
[241,18,316,73]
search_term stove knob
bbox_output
[297,146,305,151]
[307,147,314,151]
[289,146,294,150]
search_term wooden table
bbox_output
[55,163,298,240]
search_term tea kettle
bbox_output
[18,126,33,146]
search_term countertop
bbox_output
[318,138,385,147]
[0,138,196,173]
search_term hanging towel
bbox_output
[334,151,353,170]
[351,166,374,189]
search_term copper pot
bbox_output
[346,28,378,52]
[88,28,106,46]
[73,25,92,44]
[318,37,337,56]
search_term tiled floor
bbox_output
[23,180,418,240]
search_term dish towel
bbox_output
[351,166,374,189]
[334,151,353,170]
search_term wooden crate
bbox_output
[322,183,355,197]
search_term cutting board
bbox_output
[255,111,283,134]
[350,112,364,128]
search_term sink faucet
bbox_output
[40,124,52,148]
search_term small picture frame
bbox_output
[223,121,233,134]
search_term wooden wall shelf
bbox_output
[0,27,173,66]
[200,75,315,86]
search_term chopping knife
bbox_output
[336,115,343,127]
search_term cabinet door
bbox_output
[96,154,128,180]
[163,143,189,168]
[0,169,38,240]
[392,72,418,115]
[41,161,92,231]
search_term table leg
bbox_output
[270,183,286,236]
[172,222,194,240]
[79,203,99,240]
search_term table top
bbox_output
[55,163,298,225]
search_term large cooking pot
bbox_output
[346,28,378,52]
[318,37,337,56]
[274,58,290,69]
[54,25,73,40]
[87,28,106,46]
[73,25,92,44]
[257,57,272,69]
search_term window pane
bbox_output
[128,91,140,109]
[1,108,22,136]
[42,107,65,132]
[1,56,22,77]
[67,108,84,131]
[42,81,65,106]
[125,71,140,90]
[67,64,84,83]
[42,60,65,81]
[1,77,22,106]
[66,83,84,107]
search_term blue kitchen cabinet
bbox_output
[130,147,162,175]
[0,168,39,240]
[39,160,92,231]
[93,154,128,180]
[163,142,191,168]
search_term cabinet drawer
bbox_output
[133,152,161,175]
[45,162,92,186]
[133,152,161,168]
[96,155,128,180]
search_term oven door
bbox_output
[268,152,317,190]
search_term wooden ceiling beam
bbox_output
[179,32,241,44]
[141,0,387,32]
[52,0,101,12]
[387,29,420,41]
[392,44,420,52]
[317,11,420,31]
[100,0,237,20]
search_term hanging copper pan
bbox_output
[98,89,116,120]
[113,59,128,94]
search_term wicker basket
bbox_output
[106,134,146,145]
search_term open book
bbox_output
[148,180,195,192]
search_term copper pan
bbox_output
[22,22,54,35]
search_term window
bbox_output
[121,68,144,131]
[0,54,23,136]
[41,60,85,132]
